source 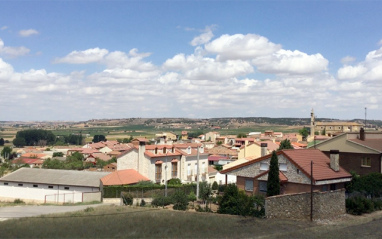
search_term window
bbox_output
[194,164,198,175]
[155,164,162,182]
[245,179,254,191]
[163,147,166,154]
[187,164,191,176]
[48,185,54,189]
[172,162,177,178]
[361,157,371,167]
[279,163,287,172]
[64,187,70,190]
[260,163,269,171]
[4,182,8,185]
[154,147,158,154]
[18,184,23,187]
[202,162,206,174]
[33,184,38,188]
[259,181,267,192]
[330,184,336,191]
[297,169,300,174]
[322,185,329,191]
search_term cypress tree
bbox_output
[267,151,280,196]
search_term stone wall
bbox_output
[265,189,346,221]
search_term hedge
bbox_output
[103,184,197,198]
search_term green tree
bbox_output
[237,133,247,138]
[0,138,4,146]
[52,152,64,157]
[278,139,293,150]
[15,129,55,146]
[299,127,309,141]
[267,151,280,197]
[212,181,219,191]
[13,137,26,147]
[172,190,188,211]
[92,135,107,143]
[1,146,12,159]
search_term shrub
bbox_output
[84,207,94,212]
[218,184,226,193]
[212,181,219,191]
[168,178,182,185]
[346,196,374,215]
[121,193,133,206]
[172,190,188,211]
[218,184,265,217]
[151,196,173,207]
[13,199,24,204]
[140,199,146,207]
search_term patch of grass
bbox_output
[1,205,382,238]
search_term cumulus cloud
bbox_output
[337,46,382,81]
[2,28,382,121]
[0,38,30,58]
[19,29,39,37]
[255,49,328,75]
[205,34,281,61]
[54,48,109,64]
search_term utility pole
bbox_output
[196,145,200,200]
[310,160,313,222]
[165,152,168,197]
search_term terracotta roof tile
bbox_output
[101,169,149,186]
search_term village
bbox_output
[0,111,381,226]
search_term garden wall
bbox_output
[265,189,346,221]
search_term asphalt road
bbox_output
[0,204,106,221]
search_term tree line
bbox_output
[12,129,92,147]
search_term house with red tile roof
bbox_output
[312,129,382,176]
[220,149,352,195]
[238,141,279,159]
[101,169,149,186]
[117,140,208,184]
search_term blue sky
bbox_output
[0,1,381,121]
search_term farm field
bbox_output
[1,124,302,143]
[0,205,381,238]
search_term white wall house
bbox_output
[0,168,110,203]
[117,141,208,184]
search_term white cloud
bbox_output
[3,28,382,121]
[0,38,30,58]
[341,56,356,65]
[255,50,328,75]
[190,26,215,46]
[54,48,109,64]
[19,29,39,37]
[337,46,382,81]
[205,34,281,61]
[1,26,8,31]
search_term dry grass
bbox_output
[1,205,381,238]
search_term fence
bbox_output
[44,191,102,204]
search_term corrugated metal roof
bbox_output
[0,168,111,188]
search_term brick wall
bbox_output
[323,151,380,176]
[265,189,346,221]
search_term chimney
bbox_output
[261,143,268,157]
[330,150,340,172]
[360,128,365,141]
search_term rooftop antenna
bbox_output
[365,107,367,129]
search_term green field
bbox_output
[0,205,381,238]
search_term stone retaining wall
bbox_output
[265,189,345,221]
